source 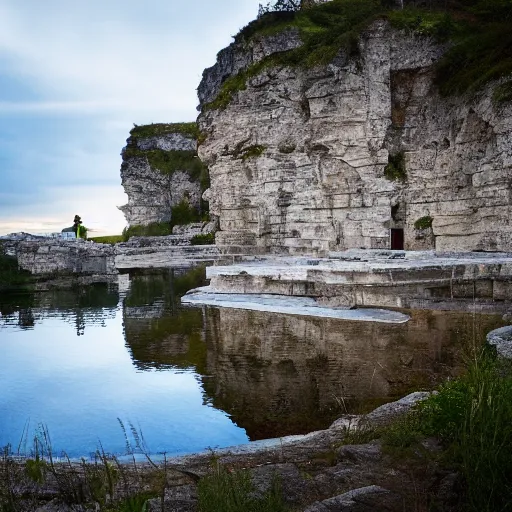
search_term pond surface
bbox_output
[0,267,506,458]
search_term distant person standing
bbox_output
[73,215,88,239]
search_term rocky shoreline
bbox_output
[6,323,510,512]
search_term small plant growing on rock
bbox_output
[240,145,266,161]
[190,233,215,245]
[414,216,433,230]
[384,152,406,181]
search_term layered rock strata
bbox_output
[1,234,221,275]
[119,123,207,227]
[5,236,117,276]
[198,20,512,255]
[197,251,512,309]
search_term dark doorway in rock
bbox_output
[391,228,404,250]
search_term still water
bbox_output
[0,267,506,458]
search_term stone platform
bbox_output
[200,250,512,310]
[0,233,222,275]
[114,236,221,270]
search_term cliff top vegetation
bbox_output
[205,0,512,110]
[130,122,199,140]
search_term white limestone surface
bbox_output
[487,326,512,359]
[181,290,410,323]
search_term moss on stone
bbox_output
[130,122,199,140]
[122,148,207,187]
[384,152,406,182]
[240,145,267,160]
[493,80,512,104]
[171,199,202,226]
[414,215,433,230]
[205,0,512,112]
[204,0,383,111]
[190,232,215,245]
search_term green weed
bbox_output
[197,461,289,512]
[122,222,173,241]
[418,354,512,512]
[414,216,433,230]
[384,152,406,181]
[190,232,215,245]
[239,144,267,160]
[89,235,124,245]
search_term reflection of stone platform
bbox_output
[182,292,410,323]
[204,250,512,309]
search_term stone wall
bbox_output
[118,124,205,227]
[1,235,117,275]
[197,21,512,255]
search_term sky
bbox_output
[0,0,263,236]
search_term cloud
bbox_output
[0,0,263,236]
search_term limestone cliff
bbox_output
[119,123,208,229]
[197,9,512,255]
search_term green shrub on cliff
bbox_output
[384,152,406,181]
[205,0,512,112]
[122,148,210,192]
[190,233,215,245]
[171,199,202,226]
[414,216,433,230]
[130,122,199,140]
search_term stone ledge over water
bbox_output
[0,233,222,274]
[182,291,410,324]
[204,250,512,310]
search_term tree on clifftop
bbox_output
[258,0,301,17]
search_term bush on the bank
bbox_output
[198,461,289,512]
[0,247,31,290]
[419,354,512,512]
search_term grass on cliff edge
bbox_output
[89,235,124,245]
[205,0,512,111]
[129,122,199,140]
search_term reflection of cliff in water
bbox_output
[121,270,507,440]
[0,283,119,334]
[201,309,506,439]
[122,267,208,372]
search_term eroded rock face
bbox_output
[197,20,512,255]
[119,129,203,227]
[1,235,117,275]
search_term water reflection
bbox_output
[123,272,507,440]
[123,268,207,372]
[199,308,505,439]
[0,267,508,458]
[0,269,248,457]
[0,283,119,334]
